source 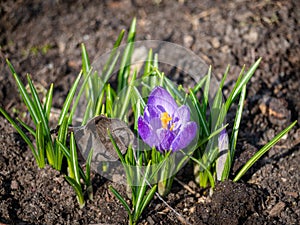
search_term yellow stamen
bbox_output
[169,123,175,131]
[161,112,172,129]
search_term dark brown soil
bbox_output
[1,0,300,224]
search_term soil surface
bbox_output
[1,0,300,224]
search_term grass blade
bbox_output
[55,116,69,170]
[231,58,261,102]
[6,59,39,125]
[70,132,80,184]
[220,85,246,181]
[202,66,211,114]
[138,185,157,220]
[85,148,93,200]
[106,84,113,117]
[118,69,137,120]
[16,118,35,137]
[68,67,93,124]
[85,148,93,185]
[36,121,45,167]
[134,161,152,221]
[44,83,54,120]
[226,58,261,111]
[94,89,105,117]
[192,75,207,94]
[27,75,51,135]
[58,71,82,125]
[65,176,85,209]
[233,120,297,182]
[0,107,40,166]
[103,50,121,84]
[117,18,136,92]
[192,157,214,188]
[56,139,71,160]
[109,186,132,216]
[102,29,125,80]
[107,129,126,164]
[81,43,96,105]
[81,43,91,76]
[143,48,153,76]
[230,85,246,160]
[189,89,209,137]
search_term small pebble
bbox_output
[11,180,18,190]
[211,37,220,48]
[269,201,286,216]
[147,216,155,225]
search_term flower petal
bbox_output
[147,87,177,115]
[172,105,191,131]
[144,105,161,122]
[138,116,159,147]
[149,117,161,131]
[156,128,176,151]
[170,122,197,151]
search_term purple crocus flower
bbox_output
[138,86,197,152]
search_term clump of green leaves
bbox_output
[189,59,297,188]
[109,139,157,225]
[0,59,94,207]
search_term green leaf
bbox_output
[189,89,209,137]
[233,120,297,182]
[109,186,132,216]
[81,43,91,76]
[70,132,80,184]
[68,67,93,124]
[44,83,53,120]
[138,185,157,220]
[225,66,244,112]
[55,116,69,170]
[211,65,229,119]
[58,71,82,125]
[27,75,54,166]
[132,98,141,131]
[56,139,71,160]
[192,75,207,93]
[6,59,39,125]
[0,107,41,167]
[27,75,51,136]
[163,76,184,103]
[36,121,45,167]
[117,18,136,92]
[232,58,261,102]
[102,29,125,81]
[202,66,211,114]
[118,69,137,120]
[85,148,93,201]
[222,84,246,180]
[196,124,228,148]
[16,118,35,137]
[102,50,121,84]
[134,161,152,221]
[85,148,93,185]
[226,58,261,111]
[81,43,97,106]
[108,129,126,164]
[65,176,85,209]
[94,89,105,117]
[106,84,113,117]
[185,152,215,188]
[82,99,92,126]
[143,48,153,76]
